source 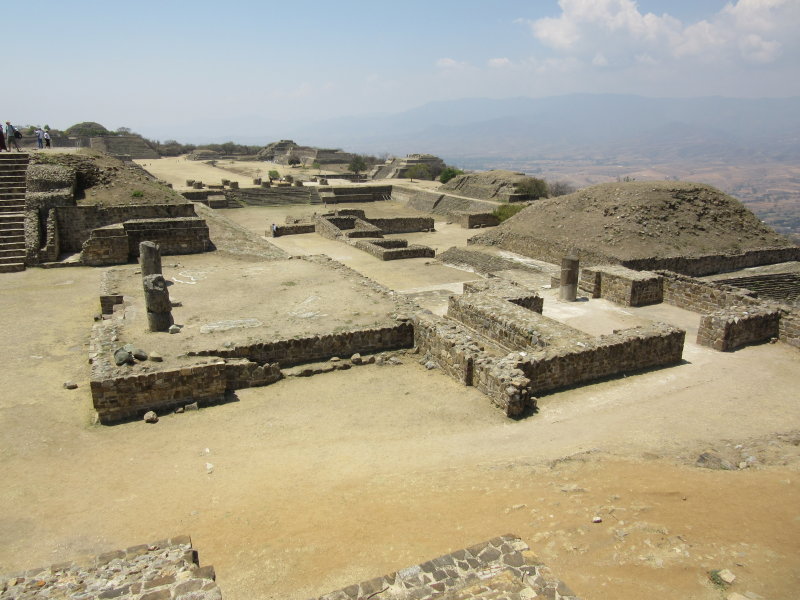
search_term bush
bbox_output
[439,167,464,184]
[515,177,548,199]
[547,180,576,197]
[406,164,432,181]
[268,170,279,181]
[131,190,144,198]
[493,204,525,222]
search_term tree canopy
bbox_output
[348,155,368,175]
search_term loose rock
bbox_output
[144,411,158,423]
[63,381,78,390]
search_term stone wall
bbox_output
[314,215,383,240]
[272,223,316,237]
[713,272,800,306]
[579,265,664,306]
[413,313,530,416]
[55,204,197,252]
[520,324,686,396]
[697,308,782,351]
[365,216,434,233]
[621,247,800,277]
[659,270,799,350]
[99,269,124,315]
[233,186,321,206]
[462,279,544,313]
[190,323,414,368]
[80,218,210,266]
[353,239,436,261]
[313,534,580,600]
[0,535,221,600]
[319,185,392,204]
[454,211,500,229]
[391,185,500,216]
[448,293,582,351]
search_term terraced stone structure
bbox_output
[0,153,29,272]
[0,535,220,600]
[313,534,580,600]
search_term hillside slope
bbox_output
[471,181,795,262]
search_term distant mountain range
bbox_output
[164,94,800,167]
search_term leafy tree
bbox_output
[515,176,548,199]
[311,161,321,172]
[287,153,301,166]
[439,167,464,184]
[268,169,280,181]
[348,155,368,175]
[406,164,432,182]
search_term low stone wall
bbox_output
[190,323,414,368]
[56,204,197,252]
[365,216,434,233]
[779,311,800,348]
[272,223,316,237]
[520,323,686,395]
[462,279,543,313]
[448,293,585,350]
[313,534,580,600]
[234,186,321,206]
[314,215,383,239]
[319,185,392,204]
[80,218,210,266]
[0,535,221,600]
[353,239,436,261]
[698,308,782,351]
[81,225,129,266]
[99,269,124,315]
[579,265,664,306]
[621,247,800,277]
[714,272,800,306]
[413,313,531,416]
[454,211,500,229]
[660,270,761,313]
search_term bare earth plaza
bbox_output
[0,134,797,600]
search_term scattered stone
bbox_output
[63,381,78,390]
[350,353,362,365]
[424,361,437,370]
[113,347,134,366]
[717,569,736,584]
[388,357,403,365]
[169,324,182,334]
[185,402,199,411]
[561,484,585,493]
[170,300,182,307]
[696,452,735,471]
[366,356,376,364]
[205,462,214,474]
[143,411,158,423]
[592,516,603,523]
[149,352,163,362]
[175,406,184,414]
[132,348,148,361]
[329,356,340,362]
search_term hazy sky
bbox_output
[11,0,800,139]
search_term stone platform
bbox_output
[312,534,579,600]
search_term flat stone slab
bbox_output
[200,318,263,333]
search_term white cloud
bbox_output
[436,57,467,69]
[525,0,798,67]
[488,57,512,68]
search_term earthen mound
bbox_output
[470,181,795,264]
[440,169,529,202]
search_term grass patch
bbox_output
[493,203,526,222]
[280,281,297,287]
[131,190,144,198]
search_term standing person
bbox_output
[0,123,6,152]
[34,127,44,149]
[44,130,51,148]
[5,121,21,152]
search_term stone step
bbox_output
[0,212,24,221]
[0,255,25,266]
[0,203,25,212]
[0,248,26,259]
[0,224,24,233]
[0,262,24,272]
[0,240,25,250]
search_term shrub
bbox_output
[131,190,144,198]
[493,204,525,222]
[439,167,464,184]
[515,177,548,199]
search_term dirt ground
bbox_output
[1,158,799,600]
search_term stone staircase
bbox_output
[0,152,28,273]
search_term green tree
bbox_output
[65,121,110,137]
[287,153,301,166]
[547,180,576,197]
[439,167,464,184]
[311,161,321,173]
[515,177,548,199]
[406,164,431,182]
[348,155,368,175]
[268,170,280,181]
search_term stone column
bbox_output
[559,255,579,302]
[139,241,162,277]
[143,274,174,332]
